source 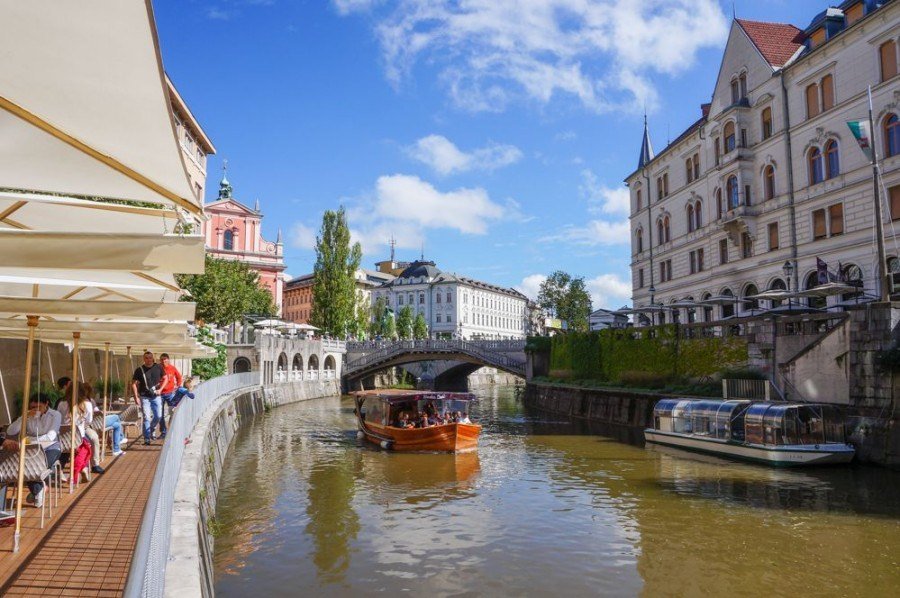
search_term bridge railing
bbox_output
[346,339,526,352]
[124,371,260,598]
[344,339,526,374]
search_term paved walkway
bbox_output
[0,441,161,596]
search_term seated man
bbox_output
[2,394,62,508]
[458,411,472,424]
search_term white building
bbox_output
[371,260,529,339]
[627,1,900,325]
[589,308,629,331]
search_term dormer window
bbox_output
[739,73,747,99]
[730,77,740,103]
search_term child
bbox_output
[166,377,196,410]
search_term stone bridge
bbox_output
[343,339,526,387]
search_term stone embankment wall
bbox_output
[164,379,341,598]
[524,382,658,429]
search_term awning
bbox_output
[0,1,201,213]
[0,269,185,303]
[0,297,195,320]
[0,318,190,336]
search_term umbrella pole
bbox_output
[101,343,110,462]
[69,332,80,494]
[13,315,39,553]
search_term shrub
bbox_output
[617,370,671,389]
[525,336,551,353]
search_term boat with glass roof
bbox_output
[644,399,855,466]
[352,390,481,452]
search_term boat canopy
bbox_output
[356,391,476,404]
[744,403,845,446]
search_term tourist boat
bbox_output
[644,399,855,466]
[352,390,481,452]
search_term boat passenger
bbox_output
[418,413,431,428]
[458,412,472,424]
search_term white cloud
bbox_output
[541,219,630,247]
[338,0,728,113]
[580,170,630,216]
[406,134,522,175]
[516,274,547,301]
[289,222,317,251]
[586,273,631,308]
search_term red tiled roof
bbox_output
[736,19,804,68]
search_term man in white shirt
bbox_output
[2,394,62,508]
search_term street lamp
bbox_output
[782,260,794,310]
[648,284,656,326]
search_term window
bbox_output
[663,173,669,196]
[761,107,773,140]
[638,269,645,288]
[824,140,839,179]
[686,157,693,183]
[808,147,824,185]
[714,138,721,165]
[636,228,643,253]
[741,232,752,258]
[447,315,452,323]
[223,229,234,250]
[724,121,736,152]
[744,185,752,206]
[436,314,442,323]
[694,200,702,229]
[845,2,864,25]
[689,251,696,274]
[813,208,827,239]
[693,153,700,179]
[768,222,779,250]
[880,40,898,82]
[739,73,747,99]
[741,128,747,148]
[891,185,900,221]
[689,249,705,274]
[726,175,739,209]
[398,294,404,305]
[731,77,740,103]
[829,204,844,236]
[663,216,671,242]
[687,204,695,232]
[697,248,704,272]
[447,292,452,303]
[885,114,900,158]
[659,261,666,283]
[636,189,643,211]
[657,177,664,201]
[419,293,424,304]
[821,74,834,111]
[764,165,775,200]
[806,83,820,119]
[715,188,723,219]
[657,219,664,245]
[719,238,729,264]
[436,292,442,303]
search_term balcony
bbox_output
[720,203,759,245]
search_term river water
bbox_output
[213,387,900,597]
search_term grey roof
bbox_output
[397,260,442,280]
[637,114,654,170]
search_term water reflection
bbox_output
[214,387,900,597]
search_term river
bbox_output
[213,386,900,597]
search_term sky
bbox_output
[154,0,826,308]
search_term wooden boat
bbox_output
[352,390,481,452]
[644,399,855,466]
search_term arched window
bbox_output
[889,256,900,274]
[715,188,723,219]
[657,219,664,245]
[726,175,739,209]
[223,229,234,250]
[764,165,775,200]
[739,72,747,98]
[769,278,786,308]
[724,121,736,152]
[635,228,643,254]
[686,204,695,232]
[730,77,740,103]
[761,107,773,140]
[841,264,864,302]
[805,272,826,309]
[663,216,671,243]
[824,140,839,179]
[721,288,735,319]
[636,188,642,211]
[880,40,898,82]
[806,83,820,119]
[808,147,824,185]
[885,113,900,158]
[694,200,702,230]
[657,177,664,200]
[744,284,759,311]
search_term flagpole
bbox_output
[868,86,889,301]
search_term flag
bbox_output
[847,120,874,162]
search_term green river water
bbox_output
[213,386,900,597]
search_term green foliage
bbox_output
[537,270,592,333]
[192,326,226,381]
[93,378,125,398]
[176,256,275,326]
[14,380,63,410]
[352,291,371,340]
[396,306,414,340]
[368,297,387,338]
[550,326,749,386]
[413,313,428,339]
[525,335,551,353]
[310,207,363,337]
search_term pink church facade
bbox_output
[202,173,286,313]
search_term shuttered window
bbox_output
[768,222,779,251]
[891,186,900,221]
[881,40,898,82]
[829,204,844,236]
[821,75,835,111]
[813,209,827,240]
[806,84,820,119]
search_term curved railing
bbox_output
[344,339,526,377]
[124,371,260,598]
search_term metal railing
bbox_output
[346,339,525,352]
[124,371,260,598]
[722,378,785,401]
[344,339,526,376]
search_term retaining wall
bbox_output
[164,379,341,598]
[523,382,659,429]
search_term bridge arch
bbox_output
[308,354,319,371]
[292,353,304,371]
[277,352,288,371]
[233,357,251,373]
[324,355,336,371]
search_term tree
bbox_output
[396,306,414,339]
[369,297,387,338]
[537,270,593,333]
[191,326,226,380]
[176,256,275,327]
[352,291,370,340]
[413,313,428,339]
[310,207,362,337]
[383,310,397,340]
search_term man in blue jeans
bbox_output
[132,351,168,446]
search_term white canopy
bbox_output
[0,269,184,303]
[0,318,190,336]
[0,297,195,320]
[0,0,201,213]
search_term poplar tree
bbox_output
[413,313,428,339]
[396,306,414,339]
[384,310,397,340]
[310,207,362,337]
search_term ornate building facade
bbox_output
[202,173,286,312]
[167,75,216,203]
[627,1,900,324]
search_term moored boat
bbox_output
[352,390,481,452]
[644,399,855,466]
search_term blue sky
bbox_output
[154,0,825,307]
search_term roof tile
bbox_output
[736,19,804,67]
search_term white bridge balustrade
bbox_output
[226,333,346,385]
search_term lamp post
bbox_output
[648,284,656,326]
[783,260,795,310]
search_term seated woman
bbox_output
[87,383,127,457]
[59,384,94,484]
[418,413,431,428]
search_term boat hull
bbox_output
[644,430,855,466]
[361,421,481,452]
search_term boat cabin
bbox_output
[652,399,847,447]
[360,392,475,428]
